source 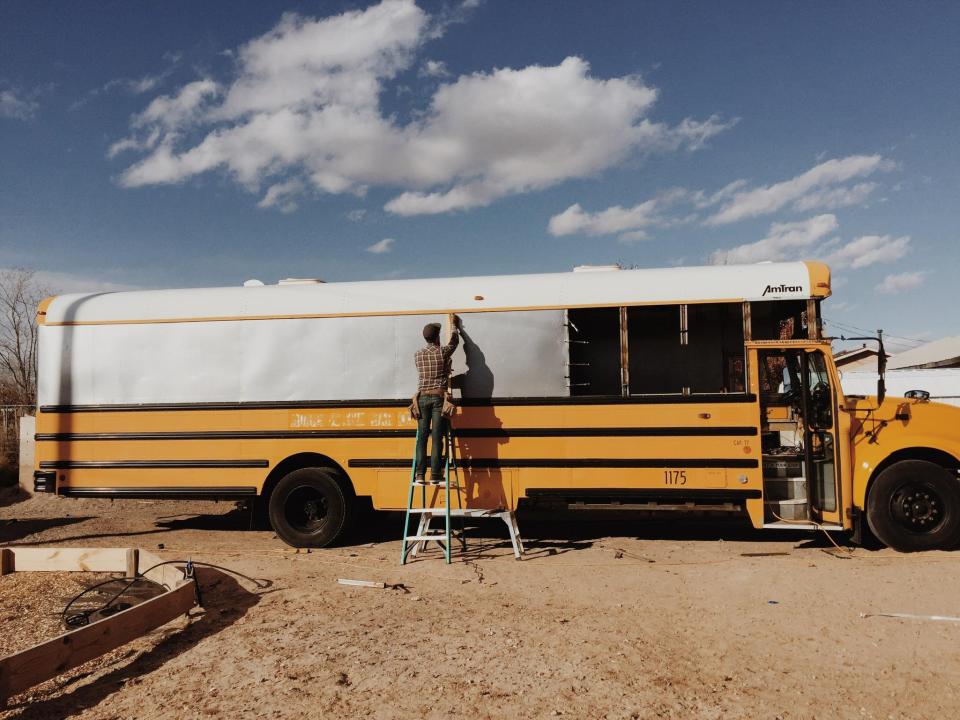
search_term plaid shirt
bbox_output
[415,333,459,392]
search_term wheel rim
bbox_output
[284,484,330,534]
[890,482,946,534]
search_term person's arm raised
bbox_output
[442,313,460,356]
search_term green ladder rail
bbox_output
[400,423,465,565]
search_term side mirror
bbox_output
[839,331,886,405]
[876,330,886,405]
[904,389,930,401]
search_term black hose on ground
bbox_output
[60,559,270,629]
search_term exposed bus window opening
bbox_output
[568,303,748,397]
[750,300,809,340]
[627,305,685,395]
[566,307,621,396]
[686,303,746,394]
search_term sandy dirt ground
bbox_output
[2,488,960,719]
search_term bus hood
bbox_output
[844,394,960,464]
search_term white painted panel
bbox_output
[238,315,426,401]
[38,310,568,405]
[450,310,566,398]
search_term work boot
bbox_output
[429,475,443,485]
[414,474,425,484]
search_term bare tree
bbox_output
[0,269,46,407]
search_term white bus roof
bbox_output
[41,261,830,326]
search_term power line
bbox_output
[823,317,928,346]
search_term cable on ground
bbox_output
[60,559,271,629]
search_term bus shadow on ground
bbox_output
[0,516,91,544]
[10,504,856,553]
[3,507,257,547]
[4,568,270,720]
[341,508,854,557]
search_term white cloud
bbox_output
[792,181,877,212]
[823,234,911,269]
[112,0,733,214]
[366,237,395,254]
[134,79,220,130]
[0,89,38,120]
[705,155,894,225]
[709,214,839,265]
[708,215,912,270]
[257,178,304,212]
[383,62,731,216]
[71,53,183,111]
[547,189,687,242]
[420,59,449,77]
[108,80,219,161]
[107,128,162,158]
[691,179,748,209]
[546,152,887,241]
[346,208,368,222]
[875,270,927,295]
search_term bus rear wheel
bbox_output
[866,460,960,552]
[268,467,351,548]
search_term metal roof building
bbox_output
[887,336,960,370]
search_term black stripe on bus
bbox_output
[35,426,758,442]
[347,458,759,469]
[57,486,257,499]
[39,459,269,470]
[38,393,757,413]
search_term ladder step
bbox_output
[406,508,457,513]
[404,534,452,542]
[412,482,462,488]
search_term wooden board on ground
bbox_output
[0,547,196,705]
[8,547,132,573]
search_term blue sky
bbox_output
[1,0,958,350]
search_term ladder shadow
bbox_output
[413,515,591,562]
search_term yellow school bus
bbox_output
[32,262,960,551]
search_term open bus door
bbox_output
[752,344,843,527]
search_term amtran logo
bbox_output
[762,283,802,297]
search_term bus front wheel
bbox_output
[268,467,351,548]
[866,460,960,552]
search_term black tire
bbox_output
[268,467,352,548]
[866,460,960,552]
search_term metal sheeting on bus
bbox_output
[37,310,568,406]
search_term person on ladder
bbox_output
[411,315,460,485]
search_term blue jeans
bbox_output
[415,394,446,479]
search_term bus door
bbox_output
[754,346,842,526]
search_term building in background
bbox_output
[834,344,886,370]
[887,336,960,370]
[839,368,960,408]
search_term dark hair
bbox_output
[422,323,441,343]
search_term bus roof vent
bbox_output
[278,278,326,285]
[243,279,265,287]
[572,264,623,273]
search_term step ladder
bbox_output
[400,424,526,564]
[400,423,464,565]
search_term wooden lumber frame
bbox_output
[0,547,197,704]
